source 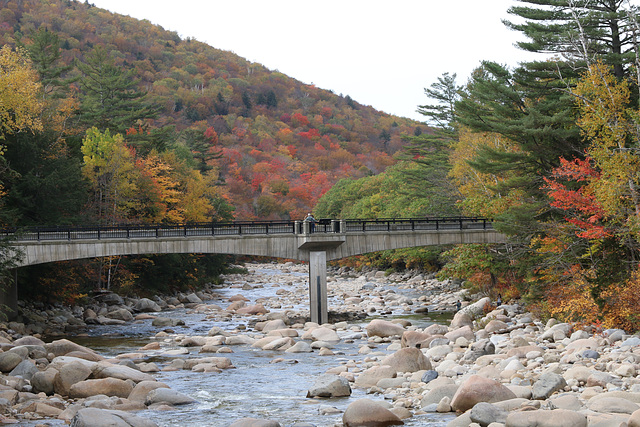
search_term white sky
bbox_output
[90,0,541,122]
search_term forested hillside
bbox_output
[0,0,420,224]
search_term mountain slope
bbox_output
[0,0,424,220]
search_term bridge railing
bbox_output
[2,217,492,242]
[343,217,492,232]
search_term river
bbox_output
[41,264,458,427]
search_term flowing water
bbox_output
[47,266,457,426]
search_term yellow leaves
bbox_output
[449,127,525,217]
[575,61,630,149]
[81,128,139,222]
[0,45,43,139]
[573,60,640,224]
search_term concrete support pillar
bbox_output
[309,251,328,324]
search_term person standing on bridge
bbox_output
[305,213,316,233]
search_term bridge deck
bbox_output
[4,217,505,267]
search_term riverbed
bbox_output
[51,264,456,426]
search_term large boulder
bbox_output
[9,359,37,381]
[307,374,351,398]
[285,341,312,353]
[450,375,517,412]
[420,384,459,407]
[588,396,640,414]
[444,325,475,342]
[354,365,397,388]
[380,348,432,373]
[261,337,295,351]
[342,398,404,427]
[106,308,134,322]
[133,298,162,313]
[400,331,431,348]
[505,408,587,427]
[69,378,134,398]
[31,367,59,395]
[310,327,340,342]
[260,319,287,332]
[93,363,156,383]
[532,372,567,400]
[0,352,23,372]
[145,387,196,406]
[53,361,92,396]
[366,319,405,338]
[128,381,170,403]
[45,339,102,359]
[450,311,473,329]
[484,319,509,334]
[70,408,158,427]
[13,336,45,346]
[461,296,490,317]
[470,402,508,426]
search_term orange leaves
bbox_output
[545,265,601,326]
[599,268,640,330]
[543,156,610,239]
[204,126,218,144]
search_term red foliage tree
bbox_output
[543,156,610,239]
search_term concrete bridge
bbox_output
[5,217,505,323]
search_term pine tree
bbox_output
[504,0,634,79]
[77,46,158,133]
[400,72,462,215]
[21,27,75,98]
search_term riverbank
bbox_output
[0,262,638,426]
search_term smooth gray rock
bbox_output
[421,384,460,407]
[70,408,158,427]
[532,372,567,400]
[307,374,351,398]
[470,402,508,426]
[31,367,58,395]
[133,298,162,313]
[9,359,37,381]
[421,370,438,384]
[145,388,196,406]
[0,352,23,372]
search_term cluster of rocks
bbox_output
[301,298,640,427]
[219,264,640,427]
[12,289,219,337]
[3,262,640,427]
[0,335,204,426]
